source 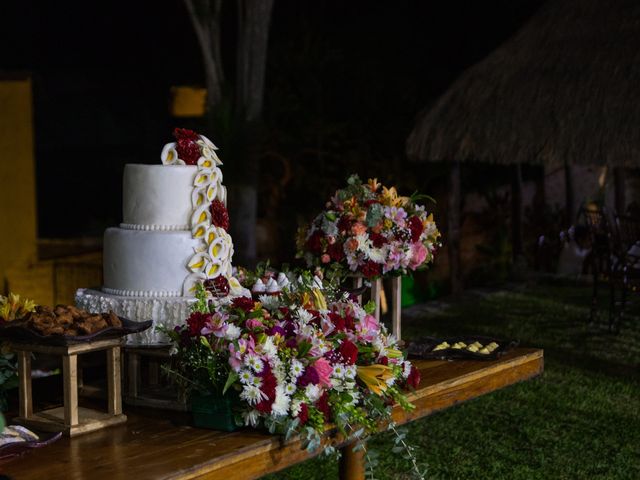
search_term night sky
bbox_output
[1,0,543,241]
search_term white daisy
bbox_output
[245,355,264,373]
[331,363,346,379]
[289,359,304,378]
[284,383,297,395]
[240,385,267,405]
[345,365,357,379]
[239,369,254,385]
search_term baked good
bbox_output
[76,129,247,344]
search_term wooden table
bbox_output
[1,348,543,480]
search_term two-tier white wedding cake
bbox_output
[76,129,247,344]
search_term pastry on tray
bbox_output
[25,305,123,336]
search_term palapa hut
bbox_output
[406,0,640,293]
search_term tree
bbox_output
[184,0,275,267]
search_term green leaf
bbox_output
[363,300,377,315]
[222,370,238,395]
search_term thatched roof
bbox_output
[407,0,640,167]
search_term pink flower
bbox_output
[321,254,331,264]
[409,242,428,270]
[201,312,228,337]
[245,318,264,330]
[313,357,333,388]
[228,337,255,372]
[356,314,380,341]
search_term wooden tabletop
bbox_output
[1,348,543,480]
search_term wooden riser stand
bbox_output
[353,276,402,341]
[12,338,127,437]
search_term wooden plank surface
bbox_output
[1,348,543,480]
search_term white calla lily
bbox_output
[161,142,179,165]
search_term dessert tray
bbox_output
[0,318,152,346]
[406,335,518,361]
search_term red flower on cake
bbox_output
[232,296,255,312]
[173,128,200,141]
[210,199,230,231]
[176,138,201,165]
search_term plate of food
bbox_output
[0,304,152,345]
[406,335,518,361]
[0,425,62,463]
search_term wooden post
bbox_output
[511,163,524,259]
[62,354,79,427]
[448,160,462,294]
[370,278,382,321]
[339,441,365,480]
[107,347,122,415]
[391,277,402,341]
[17,350,32,419]
[353,276,363,304]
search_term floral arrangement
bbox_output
[164,273,421,459]
[297,175,440,279]
[0,293,36,324]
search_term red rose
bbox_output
[406,365,421,390]
[337,215,353,234]
[176,138,201,165]
[364,199,380,207]
[327,242,345,261]
[361,260,381,279]
[298,403,309,425]
[186,312,210,337]
[305,231,324,255]
[210,199,230,231]
[232,296,255,312]
[255,365,277,413]
[173,128,200,141]
[316,391,331,422]
[379,356,389,366]
[203,276,230,297]
[339,339,359,365]
[328,312,346,331]
[369,232,388,248]
[408,216,424,242]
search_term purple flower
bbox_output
[297,365,320,387]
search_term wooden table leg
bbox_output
[127,351,139,398]
[107,347,122,415]
[339,441,365,480]
[63,354,79,427]
[17,351,32,419]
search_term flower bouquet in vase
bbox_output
[163,272,422,463]
[296,176,440,337]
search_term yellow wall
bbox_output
[0,77,38,292]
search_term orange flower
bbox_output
[345,238,359,252]
[367,178,381,192]
[351,222,367,236]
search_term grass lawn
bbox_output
[263,279,640,479]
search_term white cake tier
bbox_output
[103,227,201,296]
[122,164,197,229]
[75,288,193,345]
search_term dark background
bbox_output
[1,0,543,260]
